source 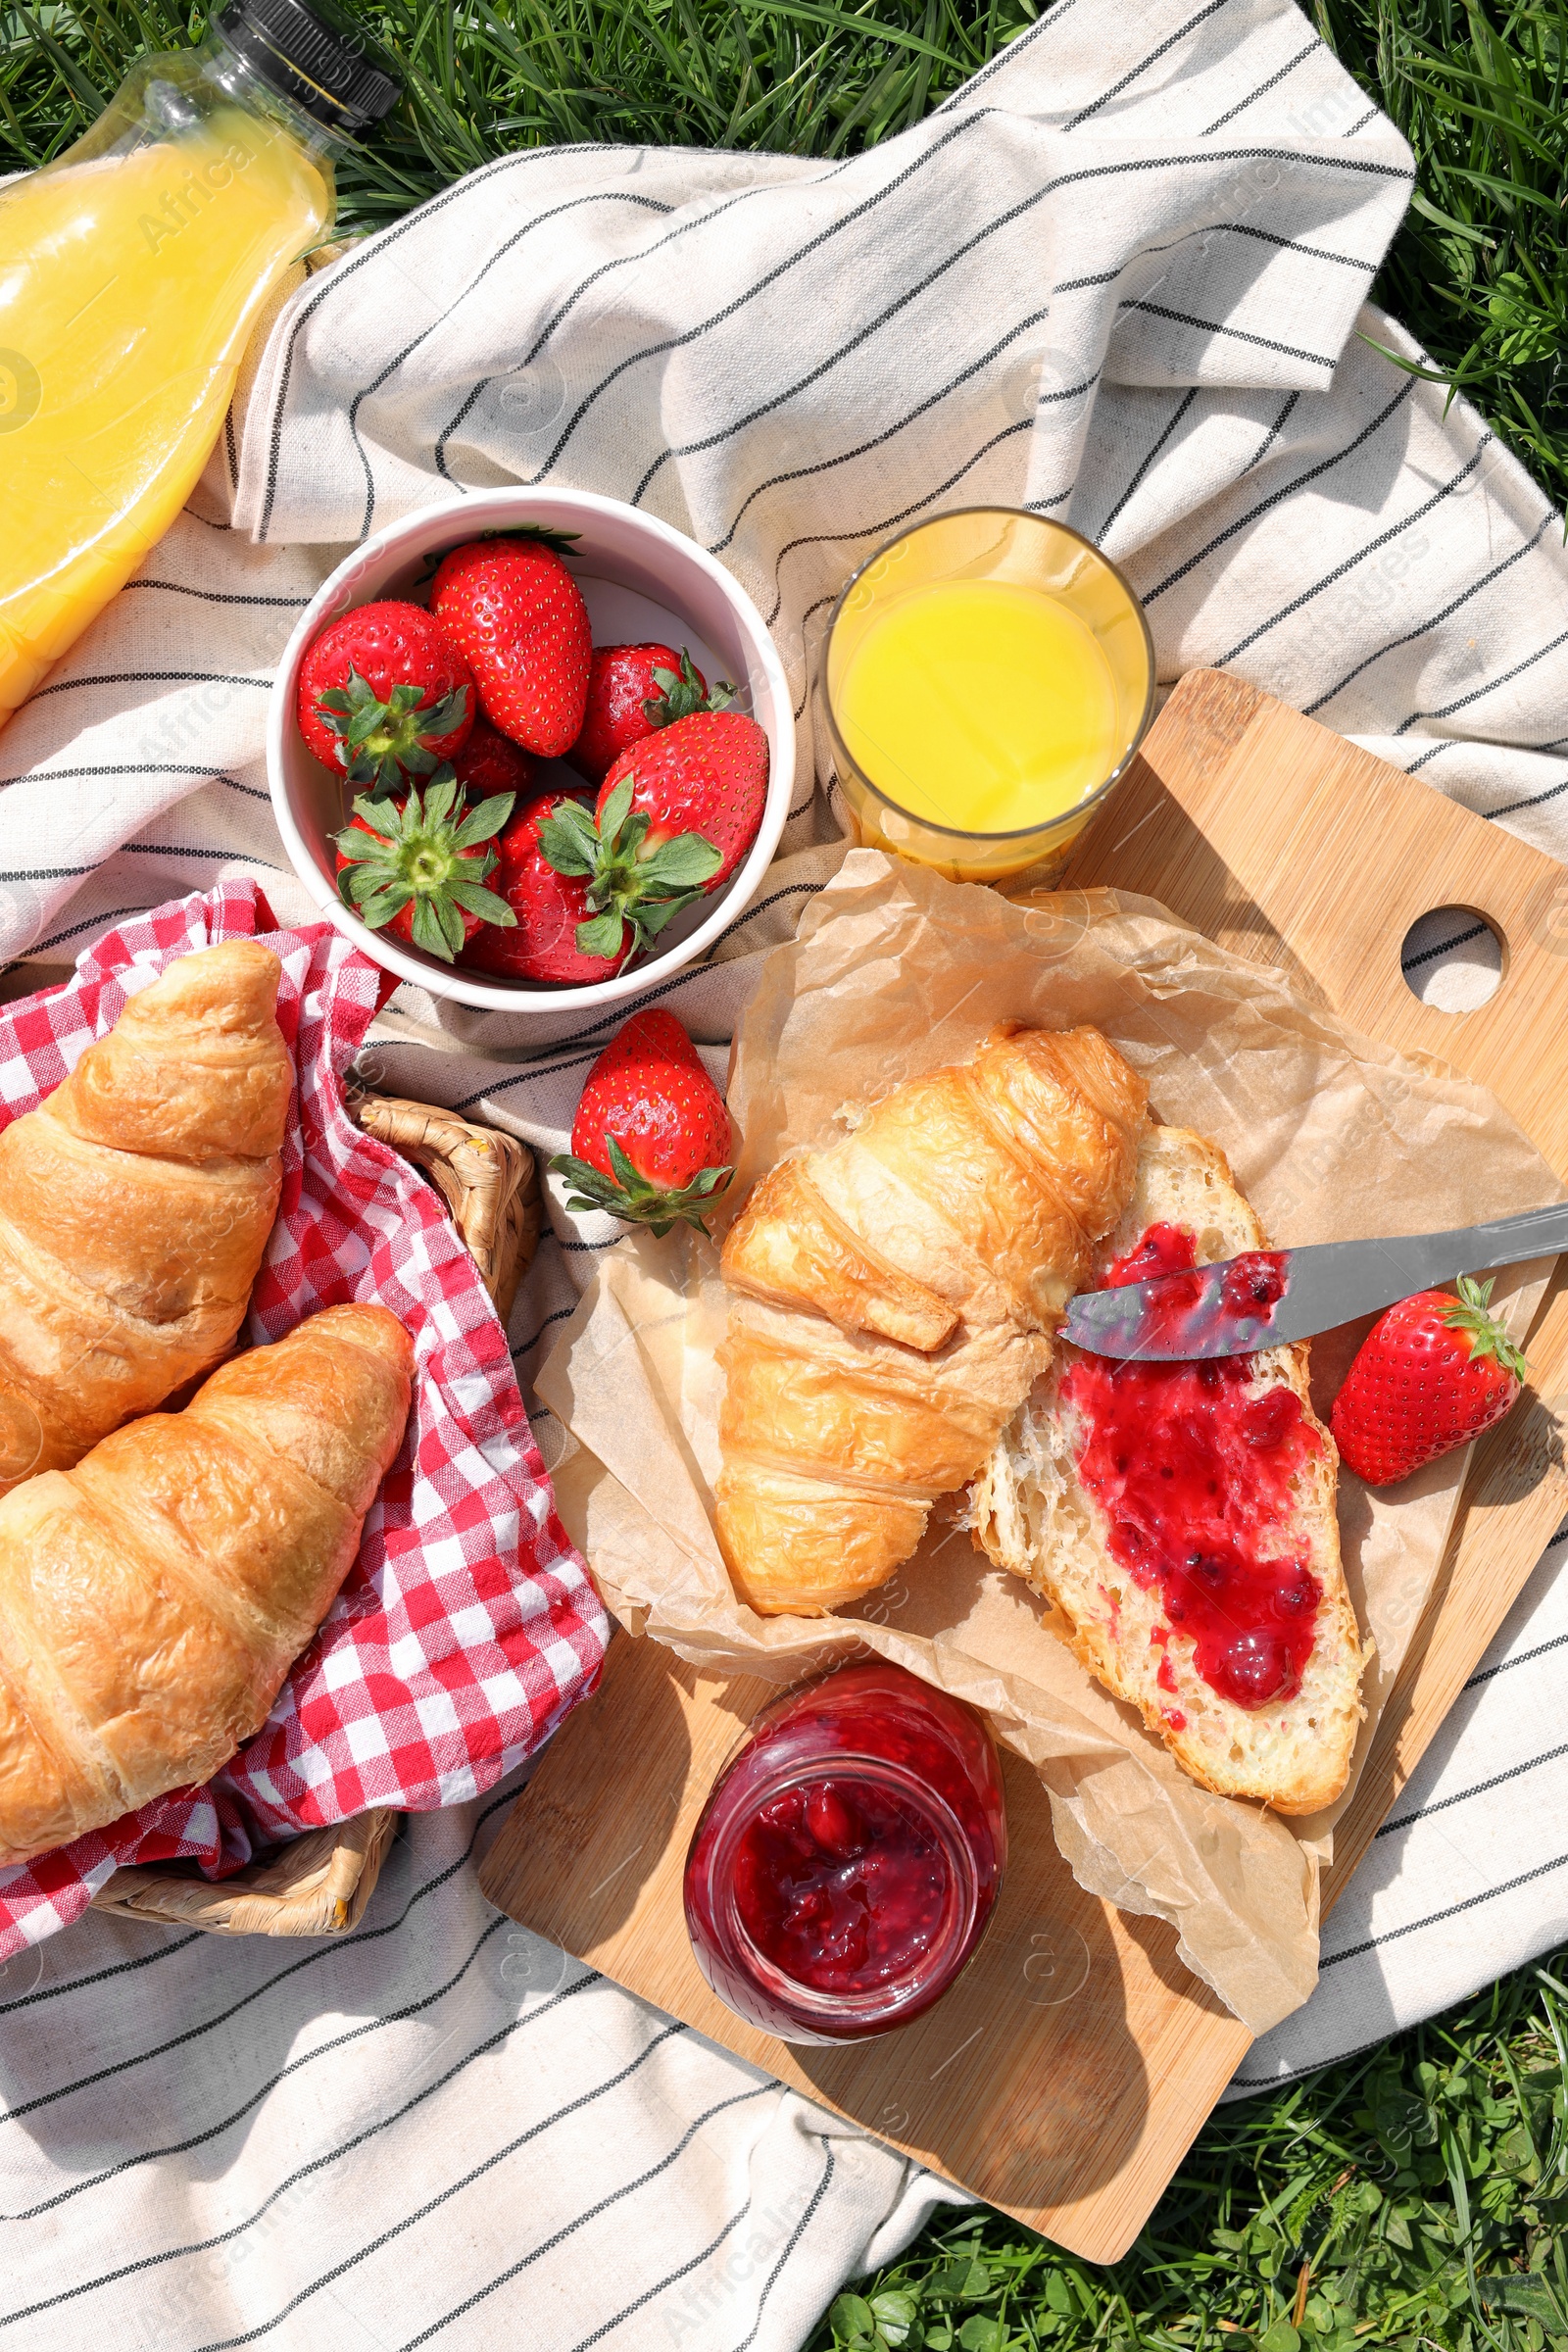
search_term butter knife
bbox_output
[1060,1201,1568,1360]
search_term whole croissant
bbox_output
[0,1302,414,1867]
[0,939,291,1494]
[716,1023,1148,1615]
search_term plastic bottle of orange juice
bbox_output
[0,0,400,729]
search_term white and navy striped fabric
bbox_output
[0,1780,963,2349]
[4,0,1568,2327]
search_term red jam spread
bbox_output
[1101,1221,1289,1352]
[683,1662,1006,2042]
[732,1779,951,1993]
[1061,1224,1323,1711]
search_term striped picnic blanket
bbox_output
[3,0,1568,2338]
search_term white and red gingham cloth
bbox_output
[0,877,609,1961]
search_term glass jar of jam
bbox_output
[683,1660,1006,2043]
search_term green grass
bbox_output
[4,0,1568,2333]
[4,0,1564,489]
[1314,0,1568,511]
[0,0,1038,229]
[806,1949,1568,2352]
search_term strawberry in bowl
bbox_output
[430,531,592,760]
[270,487,794,1010]
[535,710,770,963]
[567,644,731,783]
[298,600,474,795]
[452,716,538,801]
[333,773,516,963]
[459,792,631,988]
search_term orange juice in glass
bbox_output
[823,510,1154,883]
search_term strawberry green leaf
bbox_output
[640,831,723,888]
[535,829,596,881]
[409,893,457,961]
[644,650,738,725]
[350,790,395,832]
[575,908,626,959]
[619,809,653,859]
[480,524,581,554]
[334,777,504,964]
[643,648,710,726]
[450,791,516,850]
[599,771,636,846]
[604,1135,642,1191]
[345,862,396,906]
[1444,1275,1530,1380]
[632,890,704,940]
[547,1144,734,1236]
[357,884,414,930]
[444,879,517,926]
[539,785,725,959]
[315,669,466,795]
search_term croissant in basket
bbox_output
[0,938,291,1493]
[715,1022,1150,1616]
[0,1301,414,1868]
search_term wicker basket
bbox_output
[88,1093,540,1940]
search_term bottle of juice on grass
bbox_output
[0,0,400,729]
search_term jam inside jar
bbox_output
[683,1662,1006,2043]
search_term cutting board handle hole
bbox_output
[1399,906,1503,1011]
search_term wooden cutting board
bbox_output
[480,669,1568,2264]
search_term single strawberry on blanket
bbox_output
[566,643,732,782]
[551,1009,734,1236]
[1330,1275,1528,1486]
[459,792,631,988]
[536,710,769,963]
[333,771,517,964]
[298,600,474,794]
[429,531,592,759]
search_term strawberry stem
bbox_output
[315,664,469,796]
[549,1136,733,1237]
[334,770,517,963]
[416,525,580,582]
[1443,1274,1530,1381]
[642,648,736,729]
[535,771,722,961]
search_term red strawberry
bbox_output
[534,710,769,964]
[429,532,591,759]
[600,710,766,886]
[451,716,538,801]
[550,1009,734,1235]
[567,644,731,782]
[459,793,632,987]
[1330,1277,1528,1486]
[333,771,516,964]
[298,600,473,794]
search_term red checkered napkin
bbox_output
[0,880,609,1961]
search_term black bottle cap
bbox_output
[216,0,401,132]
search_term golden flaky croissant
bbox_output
[0,1302,414,1866]
[0,939,291,1493]
[716,1023,1149,1616]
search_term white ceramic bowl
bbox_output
[268,489,794,1011]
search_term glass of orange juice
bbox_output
[822,509,1154,884]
